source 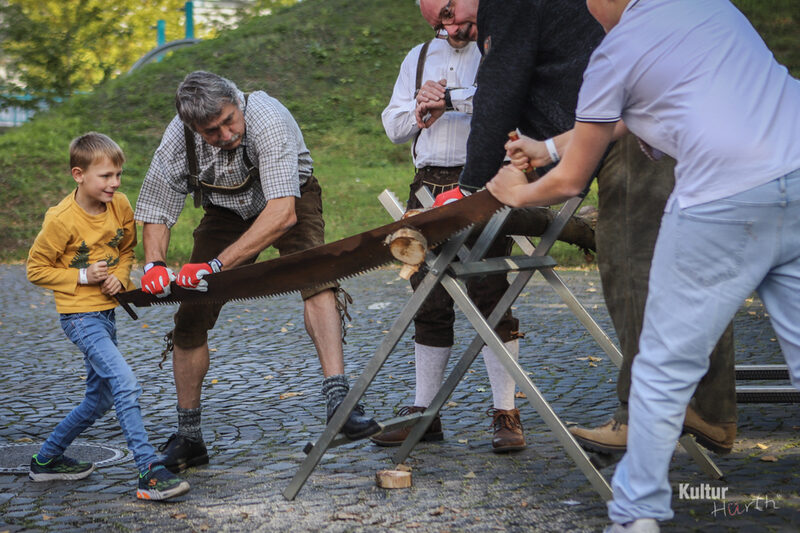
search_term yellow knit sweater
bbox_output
[27,190,137,314]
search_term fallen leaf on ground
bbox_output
[264,375,273,380]
[395,464,412,472]
[463,471,476,479]
[280,392,302,399]
[211,379,218,384]
[280,327,288,333]
[430,506,446,516]
[446,401,458,407]
[458,439,468,444]
[171,513,188,519]
[515,391,527,399]
[761,455,778,462]
[755,443,769,450]
[333,512,361,521]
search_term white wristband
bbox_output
[545,138,560,163]
[79,268,88,285]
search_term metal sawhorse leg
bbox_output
[283,188,721,501]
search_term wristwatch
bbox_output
[143,261,167,273]
[444,88,454,111]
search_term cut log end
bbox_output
[386,227,427,279]
[376,469,412,489]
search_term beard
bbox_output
[453,22,474,42]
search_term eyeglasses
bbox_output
[433,0,456,34]
[435,28,448,39]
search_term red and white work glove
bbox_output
[176,258,223,292]
[141,261,176,298]
[432,187,471,207]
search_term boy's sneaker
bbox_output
[29,454,95,481]
[137,463,190,501]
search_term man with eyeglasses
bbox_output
[417,0,737,462]
[374,22,525,452]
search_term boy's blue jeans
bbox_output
[38,309,158,473]
[608,168,800,523]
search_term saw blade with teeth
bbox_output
[116,190,502,311]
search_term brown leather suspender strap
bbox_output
[184,93,259,208]
[412,40,433,161]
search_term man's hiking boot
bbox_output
[327,400,381,440]
[489,408,526,453]
[158,433,209,473]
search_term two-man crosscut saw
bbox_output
[116,190,503,313]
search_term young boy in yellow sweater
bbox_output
[26,132,190,501]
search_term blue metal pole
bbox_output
[184,2,194,40]
[156,20,166,62]
[157,20,166,47]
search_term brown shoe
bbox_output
[370,406,443,447]
[570,419,627,455]
[489,408,526,453]
[683,406,736,455]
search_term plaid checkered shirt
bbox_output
[135,90,313,227]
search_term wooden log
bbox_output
[376,469,412,489]
[385,227,428,280]
[501,206,596,252]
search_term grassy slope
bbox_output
[1,0,797,265]
[0,0,429,263]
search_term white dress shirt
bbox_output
[382,39,480,169]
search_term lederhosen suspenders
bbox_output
[411,40,433,161]
[184,93,259,208]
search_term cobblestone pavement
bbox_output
[1,263,798,532]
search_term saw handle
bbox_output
[507,131,536,175]
[115,296,139,320]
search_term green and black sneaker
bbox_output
[29,454,95,481]
[137,463,190,501]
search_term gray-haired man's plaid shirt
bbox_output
[135,90,314,227]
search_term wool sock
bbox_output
[322,374,350,418]
[176,406,203,442]
[482,339,519,411]
[414,343,451,407]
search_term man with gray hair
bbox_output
[135,70,379,473]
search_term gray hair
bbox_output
[175,71,241,129]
